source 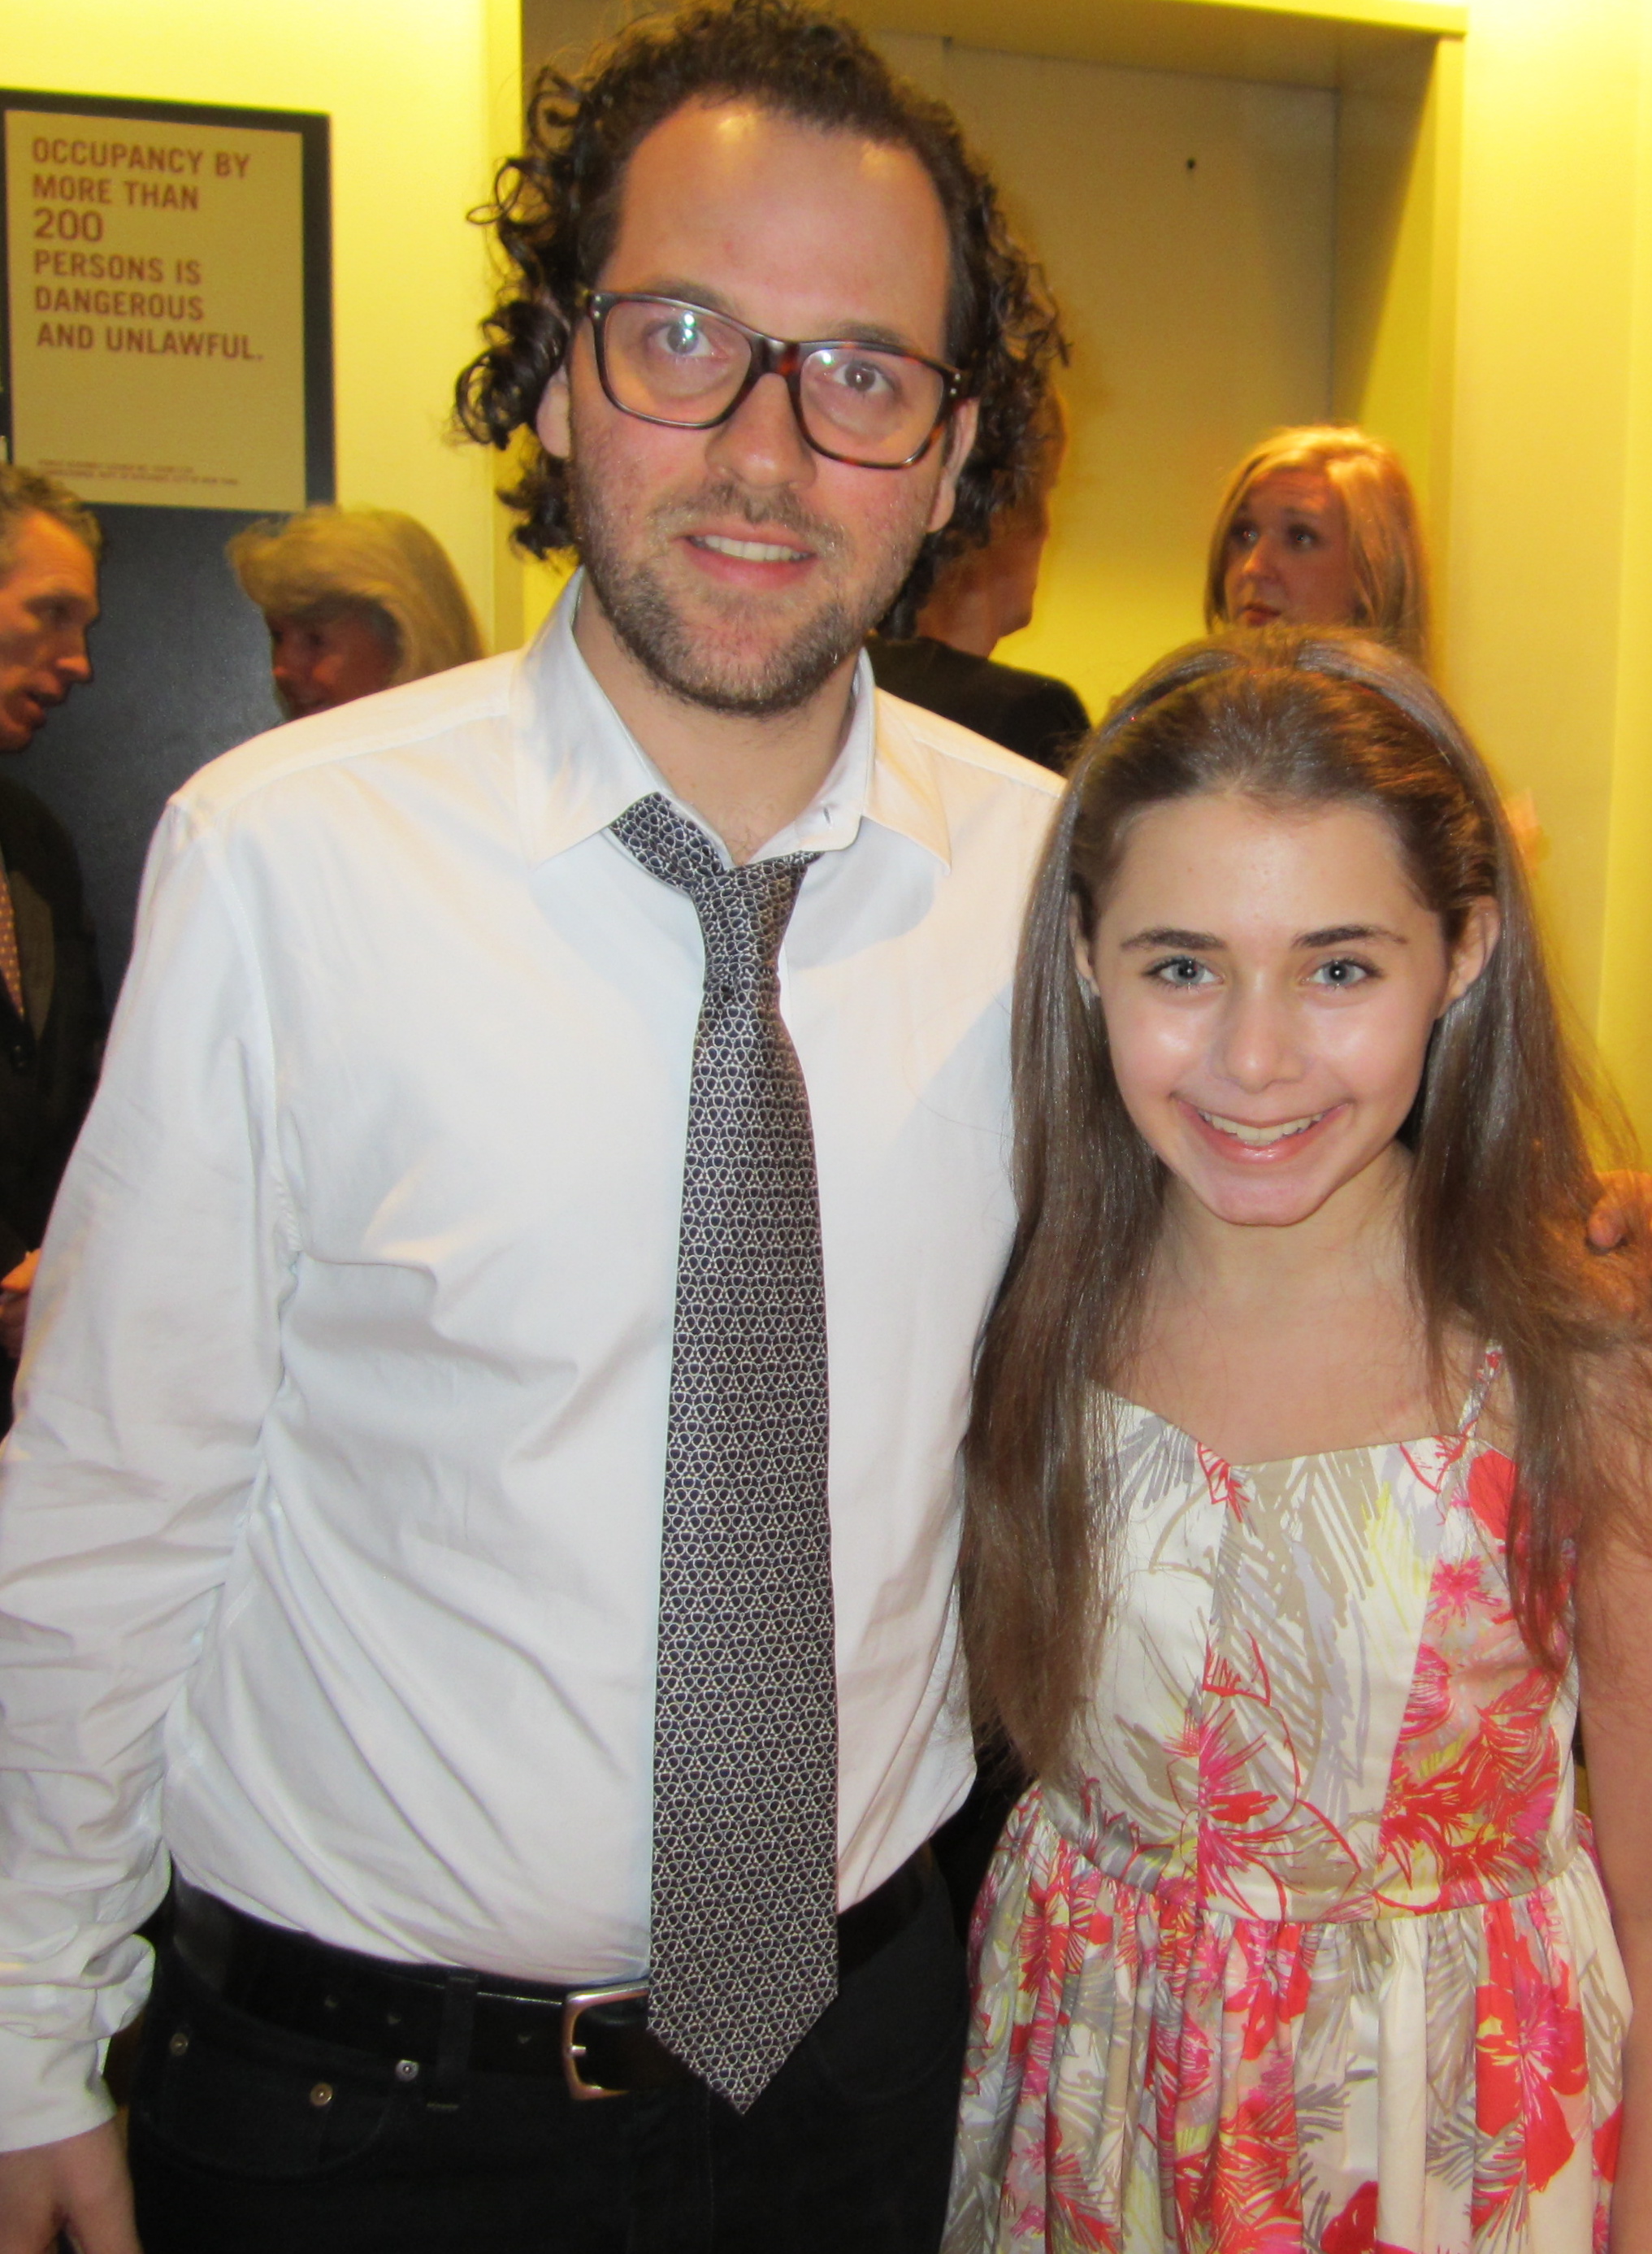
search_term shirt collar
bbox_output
[509,570,952,871]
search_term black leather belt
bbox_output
[169,1850,933,2103]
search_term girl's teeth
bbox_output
[698,535,804,562]
[1200,1110,1325,1146]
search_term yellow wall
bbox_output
[1330,35,1459,549]
[1440,0,1652,1133]
[2,0,521,647]
[880,35,1338,719]
[1598,9,1652,1138]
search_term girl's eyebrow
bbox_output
[1121,927,1223,951]
[1118,923,1409,953]
[1296,923,1407,948]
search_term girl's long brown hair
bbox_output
[963,629,1641,1784]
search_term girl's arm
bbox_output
[1579,1532,1652,2252]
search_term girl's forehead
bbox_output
[1099,793,1422,919]
[1117,788,1393,851]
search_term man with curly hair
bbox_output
[0,6,1064,2249]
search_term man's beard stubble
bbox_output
[569,465,925,719]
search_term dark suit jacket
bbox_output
[868,636,1090,775]
[0,776,105,1276]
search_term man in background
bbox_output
[870,393,1088,771]
[0,467,103,1391]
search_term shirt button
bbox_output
[167,2029,190,2057]
[309,2082,334,2108]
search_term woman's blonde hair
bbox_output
[1203,425,1432,667]
[228,506,485,684]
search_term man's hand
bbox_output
[0,2123,140,2254]
[1588,1170,1652,1254]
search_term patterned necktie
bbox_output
[611,793,838,2113]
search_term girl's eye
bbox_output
[1287,524,1320,548]
[1308,958,1373,988]
[1148,956,1215,988]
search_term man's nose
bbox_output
[55,634,92,686]
[705,371,816,489]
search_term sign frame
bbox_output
[0,86,334,505]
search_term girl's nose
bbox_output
[1213,985,1303,1091]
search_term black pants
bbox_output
[127,1868,967,2254]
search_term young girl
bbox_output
[947,632,1652,2253]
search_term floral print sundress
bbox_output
[947,1368,1628,2254]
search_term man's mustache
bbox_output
[653,484,848,562]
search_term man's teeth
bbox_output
[1199,1109,1326,1147]
[696,534,805,562]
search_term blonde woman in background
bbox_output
[1205,424,1432,667]
[228,506,486,719]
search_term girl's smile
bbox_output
[1181,1097,1342,1159]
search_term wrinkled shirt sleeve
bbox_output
[0,800,295,2150]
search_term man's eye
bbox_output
[1148,956,1212,987]
[636,311,731,364]
[830,356,894,398]
[653,318,712,358]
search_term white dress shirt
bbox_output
[0,579,1060,2148]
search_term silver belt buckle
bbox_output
[561,1981,651,2101]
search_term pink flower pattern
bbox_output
[947,1385,1628,2253]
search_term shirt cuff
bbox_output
[0,2029,117,2155]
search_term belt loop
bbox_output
[428,1969,479,2109]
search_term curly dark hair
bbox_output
[454,0,1065,628]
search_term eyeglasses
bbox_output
[580,291,965,470]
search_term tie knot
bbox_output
[611,793,817,979]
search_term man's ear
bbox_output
[1441,896,1502,1013]
[535,360,572,463]
[925,398,980,536]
